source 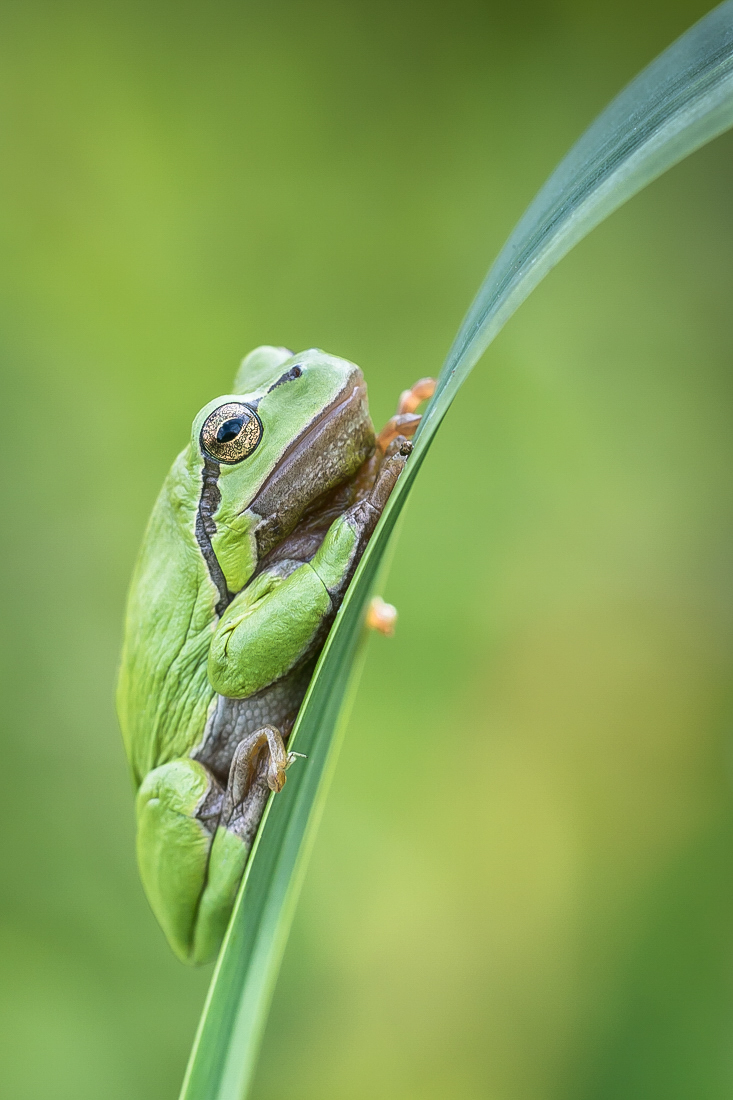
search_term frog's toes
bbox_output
[376,375,435,451]
[258,726,290,793]
[225,725,290,809]
[397,376,436,415]
[377,413,421,452]
[366,596,398,637]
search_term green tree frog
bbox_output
[117,346,433,964]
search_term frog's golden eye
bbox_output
[201,402,262,464]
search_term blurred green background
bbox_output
[1,1,733,1096]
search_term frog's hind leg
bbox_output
[194,726,300,962]
[136,757,225,964]
[136,728,297,966]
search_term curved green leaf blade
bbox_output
[424,0,733,437]
[180,4,733,1098]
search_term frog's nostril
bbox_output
[268,364,303,391]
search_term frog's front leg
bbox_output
[136,726,294,965]
[311,442,412,602]
[208,446,411,699]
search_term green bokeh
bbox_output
[1,1,733,1097]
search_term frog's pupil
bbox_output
[217,417,244,443]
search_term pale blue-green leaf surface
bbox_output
[180,4,733,1097]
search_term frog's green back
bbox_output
[117,448,218,786]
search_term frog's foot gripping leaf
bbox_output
[356,378,435,638]
[136,726,299,966]
[376,376,436,452]
[221,725,298,826]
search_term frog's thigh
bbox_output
[136,759,223,964]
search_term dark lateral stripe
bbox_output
[195,453,233,616]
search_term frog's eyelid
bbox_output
[267,364,303,392]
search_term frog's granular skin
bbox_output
[192,658,315,784]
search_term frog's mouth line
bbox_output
[243,377,368,518]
